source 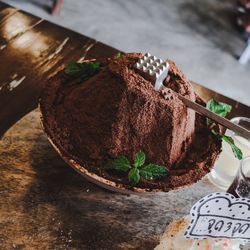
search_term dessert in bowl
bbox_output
[40,53,221,193]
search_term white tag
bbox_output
[185,192,250,241]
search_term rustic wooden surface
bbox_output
[0,109,220,250]
[0,2,250,250]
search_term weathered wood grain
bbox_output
[0,3,118,136]
[0,3,17,22]
[0,109,218,250]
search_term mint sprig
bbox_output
[207,99,242,160]
[207,99,232,120]
[221,135,243,160]
[211,129,243,160]
[106,155,131,172]
[64,62,100,78]
[106,150,168,186]
[133,150,145,168]
[139,163,168,180]
[128,168,140,186]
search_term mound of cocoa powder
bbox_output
[40,53,221,192]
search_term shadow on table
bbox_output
[22,133,158,250]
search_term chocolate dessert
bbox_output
[40,53,221,192]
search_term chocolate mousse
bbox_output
[40,53,221,192]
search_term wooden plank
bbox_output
[0,2,17,20]
[0,7,118,136]
[0,11,42,47]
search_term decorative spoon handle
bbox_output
[135,53,250,140]
[177,93,250,140]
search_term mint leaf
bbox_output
[211,129,217,136]
[207,99,232,118]
[140,164,168,180]
[212,129,243,160]
[64,62,100,78]
[105,151,168,186]
[128,168,140,185]
[221,135,243,160]
[106,156,131,172]
[134,150,146,168]
[207,101,242,160]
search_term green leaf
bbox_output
[114,52,121,59]
[211,129,218,136]
[134,150,146,168]
[211,129,243,160]
[106,151,168,185]
[207,99,232,118]
[128,168,140,185]
[140,164,168,180]
[64,62,100,78]
[221,135,243,160]
[106,156,131,172]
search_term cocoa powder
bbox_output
[40,53,221,192]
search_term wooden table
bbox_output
[0,2,250,249]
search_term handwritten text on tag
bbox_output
[185,192,250,241]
